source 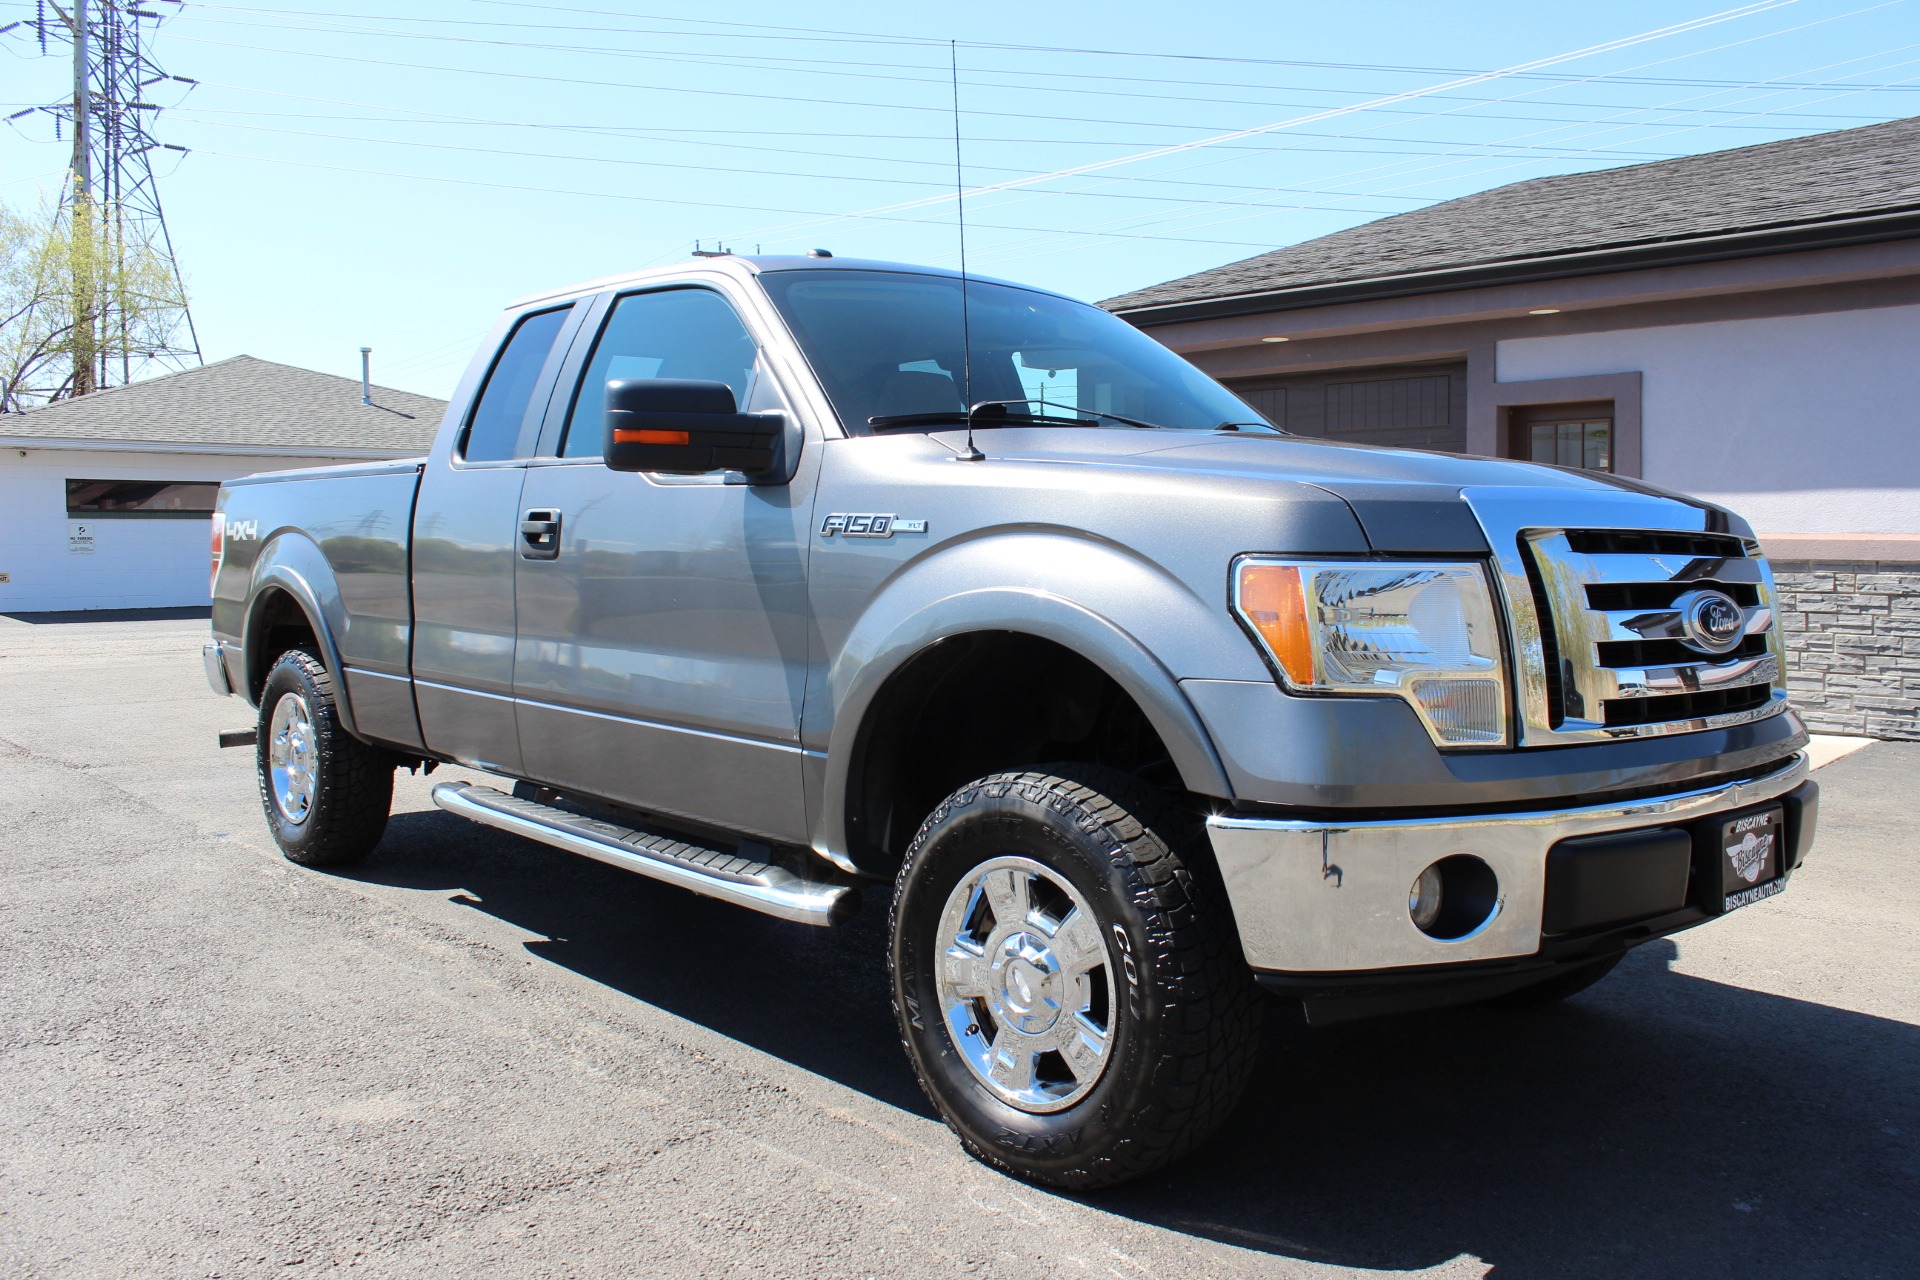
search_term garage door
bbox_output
[1224,360,1467,452]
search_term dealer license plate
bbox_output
[1720,805,1785,911]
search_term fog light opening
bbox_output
[1409,864,1444,932]
[1411,855,1500,940]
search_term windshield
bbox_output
[758,269,1274,434]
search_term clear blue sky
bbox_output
[4,0,1919,398]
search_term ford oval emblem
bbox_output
[1677,589,1746,654]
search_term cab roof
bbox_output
[508,254,1076,311]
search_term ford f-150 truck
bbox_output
[205,254,1817,1189]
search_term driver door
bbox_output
[511,284,816,844]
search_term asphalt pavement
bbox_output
[0,612,1913,1279]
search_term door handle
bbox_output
[520,508,562,560]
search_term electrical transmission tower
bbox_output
[6,0,201,397]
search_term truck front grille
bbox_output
[1600,683,1774,729]
[1519,528,1788,743]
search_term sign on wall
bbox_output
[67,522,95,555]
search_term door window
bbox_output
[460,307,571,462]
[559,289,760,457]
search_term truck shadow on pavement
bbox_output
[353,808,1918,1280]
[359,808,931,1115]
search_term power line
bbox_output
[902,1,1908,265]
[167,115,1422,215]
[168,27,1822,157]
[978,35,1920,269]
[168,7,1908,132]
[157,2,1880,258]
[340,0,1920,92]
[165,101,1700,208]
[1342,48,1920,214]
[894,0,1904,255]
[170,88,1691,165]
[725,2,1799,242]
[185,146,1299,250]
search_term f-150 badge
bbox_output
[820,513,928,538]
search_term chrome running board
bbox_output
[430,782,856,927]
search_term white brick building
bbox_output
[0,357,444,613]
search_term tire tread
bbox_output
[889,765,1258,1189]
[257,649,391,867]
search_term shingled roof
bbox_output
[0,355,447,453]
[1104,114,1920,317]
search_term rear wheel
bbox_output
[255,649,392,867]
[888,767,1258,1189]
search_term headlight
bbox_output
[1232,558,1510,747]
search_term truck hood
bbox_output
[936,427,1740,554]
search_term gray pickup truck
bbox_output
[205,254,1816,1188]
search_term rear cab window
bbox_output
[460,307,572,462]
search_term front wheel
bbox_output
[255,649,393,867]
[888,768,1259,1190]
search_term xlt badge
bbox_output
[821,513,927,539]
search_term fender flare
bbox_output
[815,585,1234,873]
[241,534,361,740]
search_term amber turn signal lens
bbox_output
[613,429,690,445]
[1236,562,1315,685]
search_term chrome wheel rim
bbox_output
[934,855,1116,1113]
[267,692,318,825]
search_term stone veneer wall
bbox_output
[1773,559,1920,740]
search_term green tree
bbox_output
[0,195,190,412]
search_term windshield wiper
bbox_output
[869,399,1171,432]
[1027,400,1170,432]
[869,410,1091,432]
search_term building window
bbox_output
[65,478,219,518]
[1512,402,1613,472]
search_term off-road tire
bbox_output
[1483,954,1622,1010]
[256,648,392,867]
[888,766,1259,1190]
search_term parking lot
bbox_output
[0,611,1914,1279]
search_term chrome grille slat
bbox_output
[1562,529,1749,557]
[1586,580,1762,611]
[1590,603,1774,644]
[1459,487,1792,747]
[1597,634,1771,668]
[1604,654,1779,699]
[1601,684,1774,729]
[1571,554,1765,587]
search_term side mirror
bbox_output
[603,378,783,476]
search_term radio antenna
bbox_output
[951,39,983,462]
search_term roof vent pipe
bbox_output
[359,347,371,405]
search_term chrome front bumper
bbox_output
[1207,753,1810,973]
